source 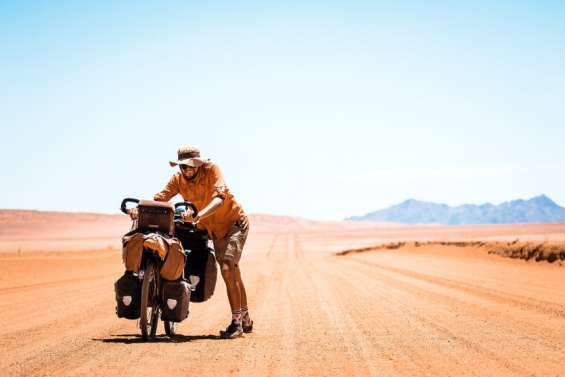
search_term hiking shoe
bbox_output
[220,320,243,339]
[242,311,253,333]
[242,319,253,333]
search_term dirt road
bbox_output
[1,232,564,377]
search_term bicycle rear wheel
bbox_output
[140,260,159,340]
[164,320,177,337]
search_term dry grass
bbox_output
[484,240,565,263]
[335,242,406,255]
[336,239,565,263]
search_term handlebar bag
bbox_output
[137,200,175,235]
[114,273,141,319]
[160,280,190,322]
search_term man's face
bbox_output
[179,164,199,180]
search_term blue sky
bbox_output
[1,0,564,219]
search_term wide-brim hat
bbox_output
[169,146,207,167]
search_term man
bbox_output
[153,145,252,339]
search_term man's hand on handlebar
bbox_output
[180,208,193,222]
[180,208,200,224]
[127,208,139,220]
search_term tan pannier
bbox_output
[143,234,168,258]
[122,232,145,272]
[160,240,186,281]
[123,230,186,280]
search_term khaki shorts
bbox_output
[213,215,249,266]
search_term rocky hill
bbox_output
[348,195,565,225]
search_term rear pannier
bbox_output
[161,280,190,322]
[114,273,141,319]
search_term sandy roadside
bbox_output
[1,212,564,376]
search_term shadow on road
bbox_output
[93,333,222,344]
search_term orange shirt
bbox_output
[154,162,244,240]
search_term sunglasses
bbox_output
[179,164,196,170]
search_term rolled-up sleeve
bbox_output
[209,164,228,200]
[154,175,179,202]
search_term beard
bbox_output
[182,169,199,180]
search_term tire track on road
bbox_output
[346,255,565,317]
[330,256,565,376]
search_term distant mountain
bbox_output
[347,195,565,225]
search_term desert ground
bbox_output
[0,210,564,377]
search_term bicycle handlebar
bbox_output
[120,198,140,214]
[120,198,198,220]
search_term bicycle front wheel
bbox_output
[140,260,159,340]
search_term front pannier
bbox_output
[114,273,141,319]
[160,241,186,281]
[186,248,218,303]
[161,280,190,322]
[122,232,145,273]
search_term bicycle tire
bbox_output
[164,320,176,337]
[140,260,159,340]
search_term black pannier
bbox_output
[186,247,218,302]
[175,225,219,303]
[114,273,141,319]
[161,280,190,322]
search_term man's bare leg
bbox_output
[219,258,245,338]
[221,259,241,312]
[235,265,253,332]
[235,265,247,308]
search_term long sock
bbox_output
[232,309,242,324]
[241,305,250,323]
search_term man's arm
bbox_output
[154,175,179,202]
[193,196,224,222]
[184,163,226,223]
[194,163,229,221]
